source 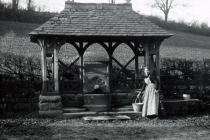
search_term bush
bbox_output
[160,58,210,100]
[0,52,42,97]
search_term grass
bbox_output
[1,21,210,61]
[1,113,210,139]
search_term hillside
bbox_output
[0,21,210,63]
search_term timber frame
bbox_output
[33,36,165,95]
[29,2,172,116]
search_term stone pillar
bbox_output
[38,40,62,117]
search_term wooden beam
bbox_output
[68,57,80,68]
[144,43,150,68]
[134,42,139,80]
[83,42,94,53]
[69,42,81,55]
[108,42,113,93]
[112,56,125,70]
[156,42,161,89]
[79,42,84,93]
[123,56,135,70]
[38,39,47,94]
[112,56,135,72]
[54,44,59,93]
[112,42,121,53]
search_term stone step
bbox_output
[63,107,87,113]
[83,115,131,121]
[62,111,142,119]
[113,105,133,112]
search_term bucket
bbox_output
[132,98,143,112]
[183,94,191,100]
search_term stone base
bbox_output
[39,102,62,111]
[39,95,62,117]
[39,95,61,103]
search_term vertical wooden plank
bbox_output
[134,42,139,80]
[39,39,47,94]
[150,43,156,72]
[79,42,84,94]
[80,54,84,93]
[144,43,150,68]
[54,44,59,93]
[156,42,161,89]
[108,42,113,93]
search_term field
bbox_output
[0,21,210,62]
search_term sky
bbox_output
[2,0,210,26]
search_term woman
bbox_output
[137,67,159,118]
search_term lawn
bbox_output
[1,113,210,140]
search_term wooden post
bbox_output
[108,42,113,93]
[144,43,150,68]
[79,42,84,93]
[80,54,84,93]
[134,42,139,80]
[39,39,47,94]
[150,43,156,72]
[156,42,161,89]
[54,44,59,93]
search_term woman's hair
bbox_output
[150,70,159,89]
[143,66,149,72]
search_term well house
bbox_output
[29,1,172,117]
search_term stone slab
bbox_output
[63,107,87,113]
[83,115,130,121]
[62,111,142,119]
[39,110,63,117]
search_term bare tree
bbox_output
[152,0,175,22]
[26,0,31,10]
[12,0,19,10]
[26,0,35,11]
[109,0,115,4]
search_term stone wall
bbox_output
[0,96,38,113]
[61,92,138,108]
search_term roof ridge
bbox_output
[64,1,132,11]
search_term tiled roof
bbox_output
[29,2,172,37]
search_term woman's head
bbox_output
[143,67,150,76]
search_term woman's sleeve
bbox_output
[140,80,146,92]
[155,78,159,90]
